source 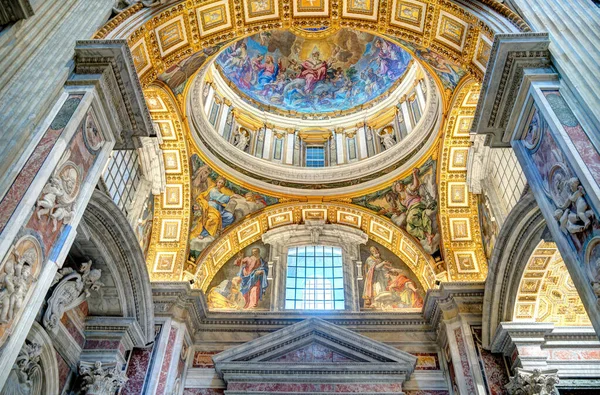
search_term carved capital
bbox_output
[506,368,559,395]
[79,361,127,395]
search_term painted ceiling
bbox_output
[214,29,412,115]
[96,0,532,295]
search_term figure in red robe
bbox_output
[297,49,330,93]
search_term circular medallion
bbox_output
[547,164,571,209]
[83,112,104,153]
[57,162,81,204]
[522,108,542,151]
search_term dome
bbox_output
[188,29,442,196]
[213,28,413,117]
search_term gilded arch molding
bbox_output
[189,201,439,294]
[94,0,528,286]
[438,78,488,281]
[94,0,527,90]
[144,84,193,281]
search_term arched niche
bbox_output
[511,240,591,327]
[73,190,155,346]
[482,191,547,348]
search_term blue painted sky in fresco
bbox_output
[215,30,412,114]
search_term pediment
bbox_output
[213,318,417,377]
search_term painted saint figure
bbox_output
[385,269,423,308]
[206,176,239,230]
[297,49,331,93]
[234,248,269,308]
[362,246,392,307]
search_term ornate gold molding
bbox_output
[438,78,487,281]
[144,83,192,281]
[188,201,439,294]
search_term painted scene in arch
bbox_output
[206,240,271,311]
[186,154,278,270]
[351,158,440,256]
[215,28,412,114]
[359,240,425,310]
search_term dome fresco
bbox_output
[215,28,412,115]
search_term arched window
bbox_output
[284,246,345,310]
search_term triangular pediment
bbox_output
[213,318,417,376]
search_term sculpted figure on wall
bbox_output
[233,128,250,152]
[1,341,42,395]
[0,236,41,346]
[36,160,81,232]
[379,127,397,150]
[43,260,102,331]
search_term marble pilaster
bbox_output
[0,0,114,200]
[0,39,152,390]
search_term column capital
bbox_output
[506,368,559,395]
[79,361,127,395]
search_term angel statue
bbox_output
[233,128,250,151]
[0,249,35,324]
[378,127,397,150]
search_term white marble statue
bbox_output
[0,251,34,325]
[379,130,397,150]
[234,129,250,151]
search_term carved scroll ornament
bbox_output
[43,260,102,331]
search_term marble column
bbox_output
[438,301,487,394]
[144,318,188,395]
[0,40,152,390]
[505,0,600,133]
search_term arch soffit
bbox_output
[95,0,528,92]
[81,190,155,345]
[143,83,193,282]
[192,201,439,294]
[481,191,546,348]
[95,0,530,286]
[437,78,489,282]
